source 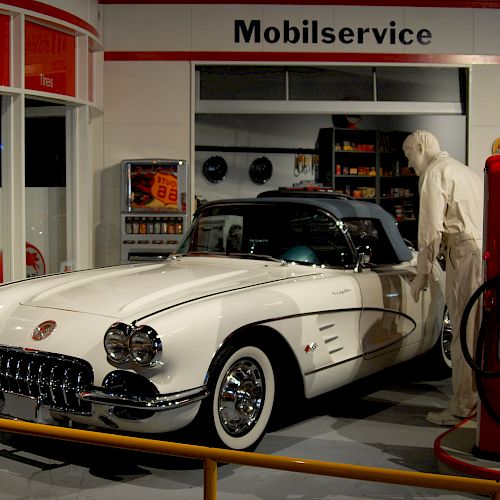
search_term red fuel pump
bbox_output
[461,154,500,459]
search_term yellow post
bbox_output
[203,457,218,500]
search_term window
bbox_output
[181,203,355,268]
[344,218,399,265]
[199,66,286,100]
[288,66,373,101]
[375,67,463,102]
[197,65,465,106]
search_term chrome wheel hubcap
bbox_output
[441,310,453,366]
[218,358,264,437]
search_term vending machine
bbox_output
[120,159,190,263]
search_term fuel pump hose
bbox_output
[460,274,500,422]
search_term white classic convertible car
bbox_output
[0,191,450,450]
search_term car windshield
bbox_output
[177,203,355,268]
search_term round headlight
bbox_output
[129,325,162,366]
[104,323,131,363]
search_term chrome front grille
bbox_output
[0,346,93,414]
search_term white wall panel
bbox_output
[474,9,500,55]
[104,123,190,163]
[103,4,191,51]
[101,60,191,265]
[98,122,190,265]
[104,61,190,124]
[102,4,494,55]
[469,126,499,178]
[470,66,500,128]
[192,4,262,52]
[333,6,405,54]
[469,65,500,179]
[403,8,473,55]
[191,4,474,54]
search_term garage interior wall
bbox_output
[194,63,467,202]
[99,59,489,269]
[98,60,191,267]
[99,60,487,268]
[469,65,500,174]
[100,62,500,272]
[1,2,499,274]
[195,114,466,201]
[97,2,500,268]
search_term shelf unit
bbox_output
[316,127,419,244]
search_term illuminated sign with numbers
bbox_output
[125,161,182,212]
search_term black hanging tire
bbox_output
[200,344,275,451]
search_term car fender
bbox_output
[139,271,363,394]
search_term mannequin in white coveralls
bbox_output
[402,130,483,426]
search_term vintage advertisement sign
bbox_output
[0,243,47,282]
[25,242,47,278]
[25,21,76,96]
[150,172,178,207]
[0,14,9,86]
[128,163,180,211]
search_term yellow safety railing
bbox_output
[0,417,499,500]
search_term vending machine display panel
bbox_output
[124,160,186,212]
[120,159,190,263]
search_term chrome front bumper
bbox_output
[79,385,209,411]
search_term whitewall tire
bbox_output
[209,345,275,451]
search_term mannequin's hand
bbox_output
[411,274,428,302]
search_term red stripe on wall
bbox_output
[1,0,99,38]
[99,0,500,8]
[104,51,500,64]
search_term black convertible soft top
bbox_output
[198,192,413,263]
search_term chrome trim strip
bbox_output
[319,323,336,332]
[49,366,57,402]
[304,331,415,376]
[328,347,344,355]
[323,335,339,343]
[62,368,70,406]
[79,386,209,411]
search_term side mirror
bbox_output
[355,245,372,273]
[403,238,415,250]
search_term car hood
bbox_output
[19,256,321,319]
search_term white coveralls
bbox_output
[417,151,483,418]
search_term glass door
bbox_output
[25,98,72,277]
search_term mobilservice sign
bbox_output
[234,19,432,47]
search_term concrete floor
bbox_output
[0,359,483,499]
